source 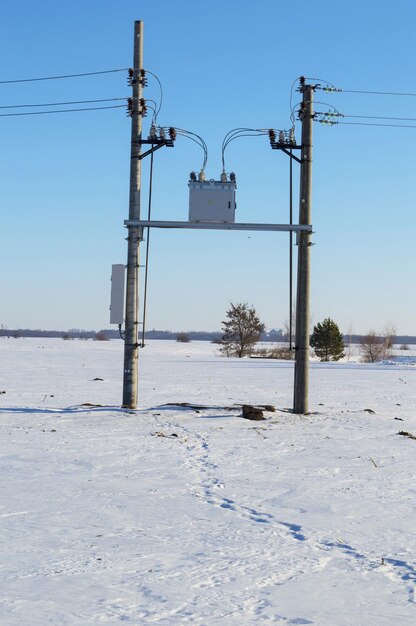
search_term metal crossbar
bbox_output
[125,219,312,233]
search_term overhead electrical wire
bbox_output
[316,110,416,128]
[344,113,416,122]
[0,97,128,110]
[313,101,341,112]
[143,100,157,119]
[304,76,338,88]
[143,69,163,121]
[221,128,270,170]
[337,121,416,128]
[0,67,129,84]
[173,127,208,170]
[289,77,302,126]
[341,88,416,97]
[0,104,126,117]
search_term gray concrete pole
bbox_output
[122,20,144,408]
[293,81,314,414]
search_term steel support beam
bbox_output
[125,220,312,233]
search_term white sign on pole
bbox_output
[110,264,125,324]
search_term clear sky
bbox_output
[1,0,415,335]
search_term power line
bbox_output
[173,127,208,170]
[0,97,127,109]
[344,113,416,122]
[0,67,129,84]
[221,128,269,171]
[342,89,416,97]
[0,104,126,117]
[144,69,163,120]
[337,121,416,128]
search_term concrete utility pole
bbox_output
[293,79,314,414]
[123,20,144,408]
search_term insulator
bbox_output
[127,97,134,117]
[220,171,227,183]
[148,124,157,140]
[190,171,197,182]
[278,130,285,143]
[159,127,166,139]
[168,127,177,141]
[139,98,147,116]
[127,68,134,86]
[229,172,236,183]
[268,129,276,142]
[139,68,148,87]
[289,129,295,144]
[198,169,205,182]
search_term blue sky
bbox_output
[1,0,415,334]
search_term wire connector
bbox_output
[315,109,343,126]
[320,86,342,93]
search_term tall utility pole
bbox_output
[293,79,314,414]
[123,20,144,408]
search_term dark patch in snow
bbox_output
[398,430,416,441]
[241,405,266,421]
[80,403,103,407]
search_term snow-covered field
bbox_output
[1,338,416,625]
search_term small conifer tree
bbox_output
[310,318,345,362]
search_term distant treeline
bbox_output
[0,328,224,341]
[1,328,416,344]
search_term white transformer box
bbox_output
[188,178,236,223]
[110,264,125,324]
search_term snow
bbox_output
[1,338,416,625]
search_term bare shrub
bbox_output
[382,322,397,357]
[94,331,109,341]
[400,344,410,351]
[176,332,190,343]
[360,331,385,363]
[252,346,294,360]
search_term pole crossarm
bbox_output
[137,140,170,160]
[274,146,302,164]
[125,219,312,232]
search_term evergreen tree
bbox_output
[310,318,345,362]
[221,303,265,358]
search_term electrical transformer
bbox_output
[188,176,236,223]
